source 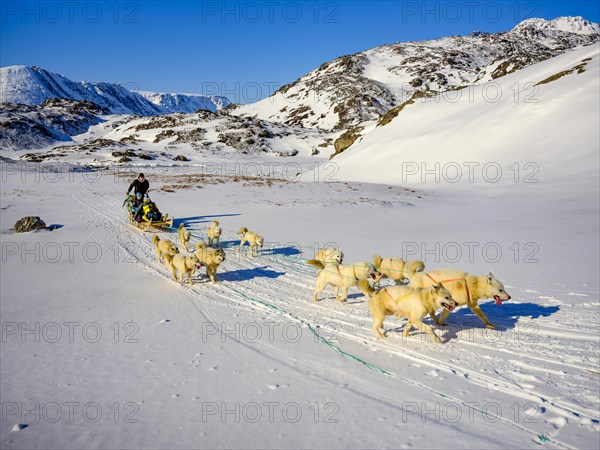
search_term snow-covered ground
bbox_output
[1,154,598,448]
[1,19,598,450]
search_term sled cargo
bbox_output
[123,194,174,232]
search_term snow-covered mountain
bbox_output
[513,16,600,35]
[136,91,230,113]
[235,16,598,131]
[0,16,597,156]
[331,45,599,190]
[0,66,229,115]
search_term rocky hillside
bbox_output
[0,66,230,115]
[235,16,599,131]
[0,98,108,149]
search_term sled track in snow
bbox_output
[60,186,599,448]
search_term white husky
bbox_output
[306,259,381,302]
[165,253,202,285]
[315,247,344,264]
[177,223,191,252]
[237,227,264,256]
[409,270,511,329]
[207,220,222,247]
[373,255,425,284]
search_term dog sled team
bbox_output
[152,221,263,286]
[153,215,511,344]
[133,176,511,343]
[306,248,511,343]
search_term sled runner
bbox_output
[123,193,174,232]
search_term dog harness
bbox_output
[384,289,411,304]
[425,274,471,302]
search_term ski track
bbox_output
[59,185,599,447]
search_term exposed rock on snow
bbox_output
[14,216,46,233]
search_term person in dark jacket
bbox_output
[127,173,149,197]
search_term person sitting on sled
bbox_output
[132,192,143,210]
[127,173,149,198]
[133,194,150,222]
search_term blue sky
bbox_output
[1,1,599,102]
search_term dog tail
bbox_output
[306,259,325,270]
[408,260,425,275]
[152,235,160,247]
[196,242,207,251]
[178,223,184,231]
[236,226,248,235]
[373,254,382,269]
[211,220,219,227]
[357,279,376,298]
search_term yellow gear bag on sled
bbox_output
[142,202,161,221]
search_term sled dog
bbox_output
[165,253,202,285]
[207,220,222,247]
[316,247,344,265]
[409,270,511,329]
[373,255,425,284]
[237,227,264,256]
[152,235,179,263]
[177,223,191,251]
[358,281,457,341]
[306,260,381,302]
[195,243,226,284]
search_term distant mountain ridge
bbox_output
[0,65,230,115]
[136,91,231,113]
[235,16,599,130]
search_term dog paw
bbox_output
[486,324,496,330]
[438,322,448,327]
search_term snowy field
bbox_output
[1,152,598,449]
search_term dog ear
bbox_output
[487,272,494,282]
[433,283,441,291]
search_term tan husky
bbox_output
[152,235,179,263]
[373,255,425,284]
[306,260,381,302]
[409,270,511,329]
[358,281,458,342]
[177,223,191,252]
[195,243,226,284]
[165,253,202,285]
